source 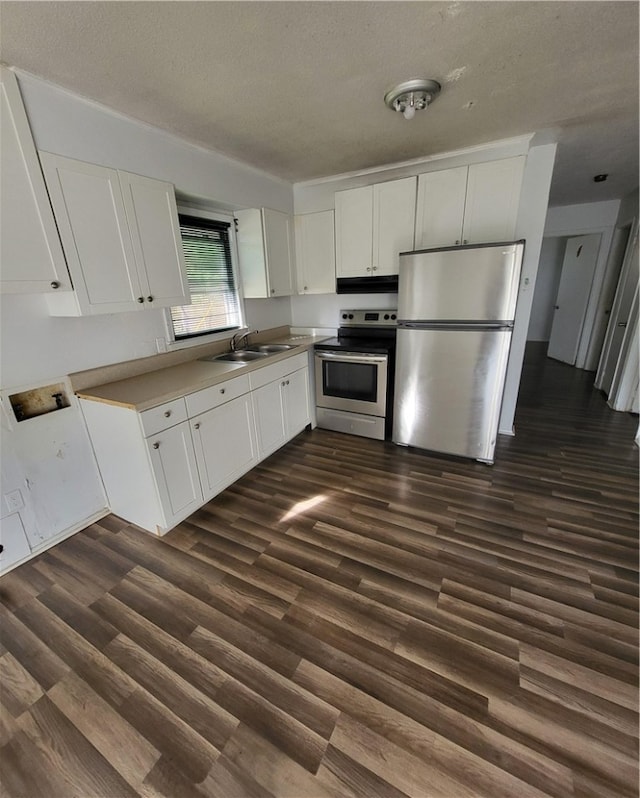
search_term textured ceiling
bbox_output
[1,1,638,206]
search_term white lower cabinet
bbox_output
[191,394,259,500]
[250,353,311,458]
[147,421,203,527]
[80,353,310,535]
[253,379,287,457]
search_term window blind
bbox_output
[170,215,241,339]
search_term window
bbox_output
[169,213,242,340]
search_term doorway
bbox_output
[547,234,601,365]
[596,228,639,401]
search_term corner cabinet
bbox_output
[294,210,336,294]
[39,152,190,316]
[79,352,311,535]
[415,157,525,249]
[335,176,416,278]
[236,208,296,298]
[0,67,69,294]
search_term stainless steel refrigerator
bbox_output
[392,241,525,464]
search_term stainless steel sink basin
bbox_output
[205,350,271,363]
[245,343,297,353]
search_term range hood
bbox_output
[336,275,398,294]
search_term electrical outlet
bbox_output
[4,489,24,513]
[155,337,168,353]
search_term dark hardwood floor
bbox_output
[1,351,638,797]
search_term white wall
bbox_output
[1,71,294,391]
[1,71,294,556]
[527,237,566,341]
[500,142,557,433]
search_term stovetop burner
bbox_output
[315,309,398,354]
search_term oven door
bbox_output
[315,351,388,417]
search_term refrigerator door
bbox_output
[392,326,512,462]
[398,242,524,323]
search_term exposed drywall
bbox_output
[527,237,566,341]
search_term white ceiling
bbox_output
[2,1,638,206]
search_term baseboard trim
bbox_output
[0,508,110,577]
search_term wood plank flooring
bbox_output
[1,352,638,797]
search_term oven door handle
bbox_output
[315,351,388,364]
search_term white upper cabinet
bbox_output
[236,207,296,298]
[462,157,525,245]
[40,152,190,316]
[0,68,69,294]
[373,178,418,274]
[414,166,467,249]
[415,157,525,249]
[119,171,191,307]
[294,210,336,294]
[335,185,373,278]
[335,176,416,277]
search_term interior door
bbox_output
[598,233,639,396]
[547,234,601,364]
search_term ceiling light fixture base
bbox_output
[384,78,441,120]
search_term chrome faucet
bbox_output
[230,329,257,351]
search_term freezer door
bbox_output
[392,327,512,462]
[398,242,524,323]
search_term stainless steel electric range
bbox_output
[314,309,397,441]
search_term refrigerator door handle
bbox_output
[398,321,514,331]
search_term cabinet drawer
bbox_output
[186,374,250,418]
[140,397,187,437]
[249,352,308,390]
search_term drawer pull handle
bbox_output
[281,381,286,387]
[50,281,60,289]
[137,297,144,303]
[152,442,160,449]
[164,410,171,417]
[194,423,200,430]
[220,388,225,394]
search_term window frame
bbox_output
[163,206,247,351]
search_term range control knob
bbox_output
[384,314,390,320]
[348,313,354,319]
[342,313,348,319]
[391,314,397,320]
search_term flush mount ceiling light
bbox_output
[384,78,441,120]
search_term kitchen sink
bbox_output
[207,350,271,363]
[245,343,297,353]
[200,342,297,363]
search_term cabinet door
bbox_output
[148,422,203,528]
[462,157,525,244]
[263,208,295,296]
[335,185,373,277]
[119,171,191,309]
[40,152,143,313]
[252,379,287,458]
[374,177,417,275]
[294,211,335,294]
[283,367,310,437]
[414,167,467,249]
[191,394,258,500]
[0,68,69,293]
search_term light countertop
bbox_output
[75,334,329,412]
